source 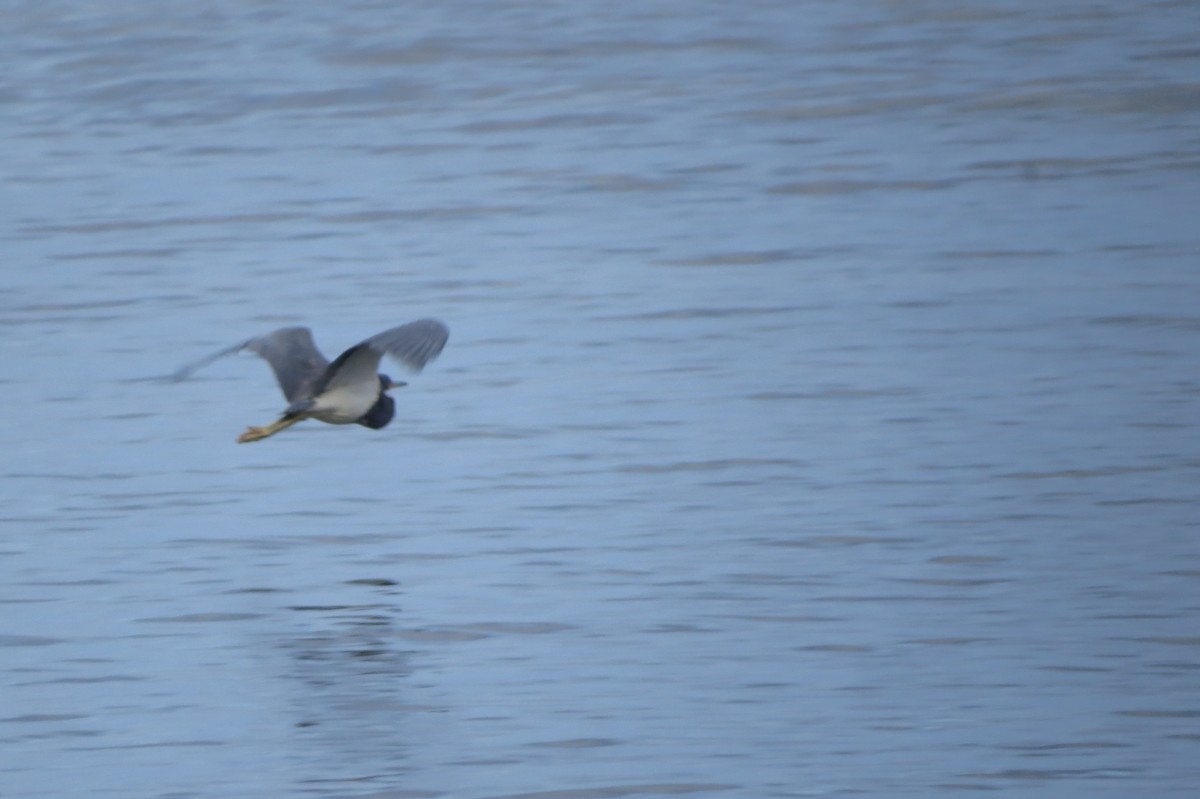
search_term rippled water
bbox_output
[3,1,1199,797]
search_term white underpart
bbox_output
[309,380,380,424]
[307,346,384,424]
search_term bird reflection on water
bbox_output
[172,319,449,443]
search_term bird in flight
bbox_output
[172,319,449,443]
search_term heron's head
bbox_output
[379,374,407,392]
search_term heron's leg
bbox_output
[237,414,303,444]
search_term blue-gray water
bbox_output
[3,2,1199,797]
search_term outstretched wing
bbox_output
[365,318,450,371]
[314,319,449,396]
[171,326,330,403]
[244,327,330,402]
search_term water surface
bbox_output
[3,2,1199,797]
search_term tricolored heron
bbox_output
[172,319,448,443]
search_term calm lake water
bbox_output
[3,2,1199,797]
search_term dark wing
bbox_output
[171,326,330,403]
[313,319,449,396]
[364,318,450,371]
[243,327,330,402]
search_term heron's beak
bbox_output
[387,380,408,391]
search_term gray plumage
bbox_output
[172,319,449,442]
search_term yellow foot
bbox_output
[237,426,270,443]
